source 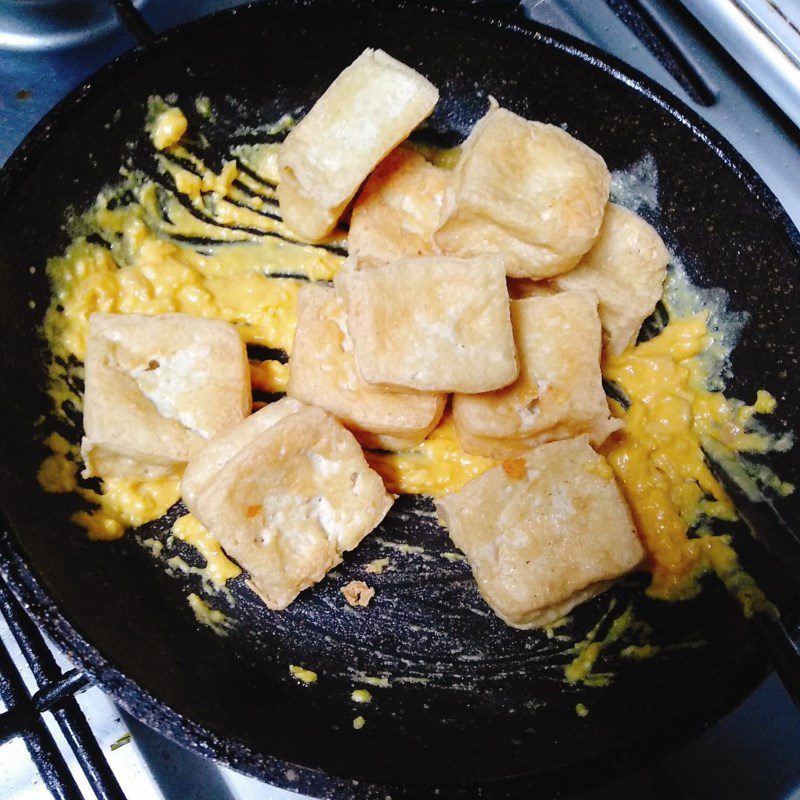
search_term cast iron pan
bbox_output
[1,2,799,797]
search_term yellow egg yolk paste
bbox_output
[601,286,792,601]
[36,100,793,607]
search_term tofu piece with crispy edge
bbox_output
[348,148,448,265]
[436,437,643,628]
[81,313,250,479]
[188,402,393,610]
[553,203,669,357]
[435,106,610,279]
[336,254,517,393]
[277,49,439,241]
[182,397,305,513]
[453,292,619,459]
[287,284,445,450]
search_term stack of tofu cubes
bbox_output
[82,49,672,627]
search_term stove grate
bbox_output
[0,577,126,800]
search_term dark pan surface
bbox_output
[1,2,799,797]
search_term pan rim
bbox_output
[0,0,795,796]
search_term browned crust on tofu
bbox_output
[436,437,643,628]
[287,283,445,449]
[336,254,517,393]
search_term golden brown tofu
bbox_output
[553,203,669,357]
[277,49,439,241]
[453,292,619,458]
[275,171,342,243]
[348,148,448,265]
[189,402,393,610]
[287,284,445,450]
[435,106,610,279]
[181,397,305,513]
[81,313,250,479]
[436,437,643,628]
[336,254,517,393]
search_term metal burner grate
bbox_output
[0,578,125,800]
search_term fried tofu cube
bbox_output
[81,313,250,479]
[336,254,517,393]
[181,397,305,512]
[348,148,448,265]
[553,203,669,357]
[435,107,610,279]
[187,401,393,610]
[287,284,445,450]
[277,49,439,241]
[275,171,342,244]
[453,292,619,459]
[436,437,643,628]
[505,277,560,300]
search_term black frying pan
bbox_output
[1,2,799,797]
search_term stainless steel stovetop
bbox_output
[1,1,799,798]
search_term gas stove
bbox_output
[1,1,799,799]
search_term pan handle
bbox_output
[106,0,156,47]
